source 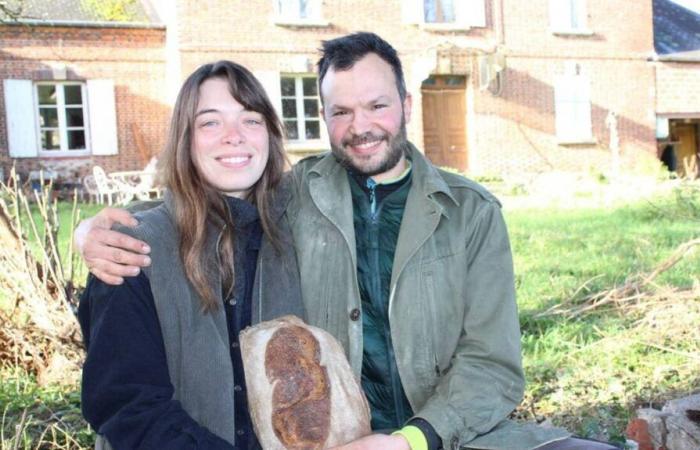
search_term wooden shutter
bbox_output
[456,0,486,27]
[402,0,422,24]
[87,79,118,155]
[554,74,591,141]
[254,70,282,118]
[3,79,39,158]
[549,0,570,30]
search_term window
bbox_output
[549,0,591,34]
[280,75,321,142]
[36,82,88,155]
[554,66,593,143]
[403,0,485,28]
[3,78,118,158]
[424,0,455,23]
[274,0,326,25]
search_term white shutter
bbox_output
[554,75,575,140]
[573,74,592,140]
[254,70,282,118]
[573,0,588,30]
[402,0,422,24]
[306,0,322,20]
[3,79,39,158]
[456,0,486,27]
[87,79,118,155]
[549,0,570,30]
[555,74,591,141]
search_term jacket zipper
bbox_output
[366,177,405,424]
[366,178,378,221]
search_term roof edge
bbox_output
[2,18,165,29]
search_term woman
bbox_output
[78,61,304,450]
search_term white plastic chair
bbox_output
[92,166,122,205]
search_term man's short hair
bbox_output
[317,32,407,103]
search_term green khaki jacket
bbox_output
[286,146,569,450]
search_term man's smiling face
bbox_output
[321,53,412,182]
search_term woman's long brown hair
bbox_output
[160,61,286,312]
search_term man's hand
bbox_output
[329,434,410,450]
[75,207,151,285]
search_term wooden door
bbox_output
[421,76,468,172]
[675,124,699,178]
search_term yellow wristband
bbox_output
[392,425,428,450]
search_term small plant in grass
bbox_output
[1,366,94,449]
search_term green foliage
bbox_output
[0,367,94,449]
[80,0,137,22]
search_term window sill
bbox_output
[557,138,597,146]
[273,18,330,28]
[418,22,475,32]
[38,151,92,158]
[550,28,594,36]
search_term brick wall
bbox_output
[0,25,168,182]
[656,62,700,115]
[169,0,659,175]
[1,0,665,180]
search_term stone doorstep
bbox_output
[626,395,700,450]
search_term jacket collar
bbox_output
[308,142,459,212]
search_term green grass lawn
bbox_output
[507,188,700,443]
[1,186,698,448]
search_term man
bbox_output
[76,33,618,450]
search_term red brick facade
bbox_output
[0,0,692,180]
[166,0,661,175]
[0,24,167,182]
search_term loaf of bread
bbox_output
[240,315,371,449]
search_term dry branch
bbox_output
[0,168,83,385]
[539,237,700,318]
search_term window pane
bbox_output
[299,0,309,18]
[64,85,83,104]
[68,130,86,150]
[282,99,297,119]
[424,0,455,23]
[281,77,296,96]
[445,76,466,86]
[302,77,317,96]
[284,120,298,139]
[305,120,320,139]
[278,0,299,18]
[39,108,58,127]
[38,85,57,105]
[303,99,318,118]
[66,107,84,127]
[42,130,60,150]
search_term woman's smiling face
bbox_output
[192,77,270,198]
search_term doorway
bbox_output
[421,75,468,172]
[674,123,699,178]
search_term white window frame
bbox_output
[554,66,593,144]
[549,0,592,35]
[34,81,91,157]
[273,0,328,26]
[280,74,325,148]
[403,0,486,30]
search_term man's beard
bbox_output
[331,119,409,177]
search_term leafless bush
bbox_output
[0,168,84,386]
